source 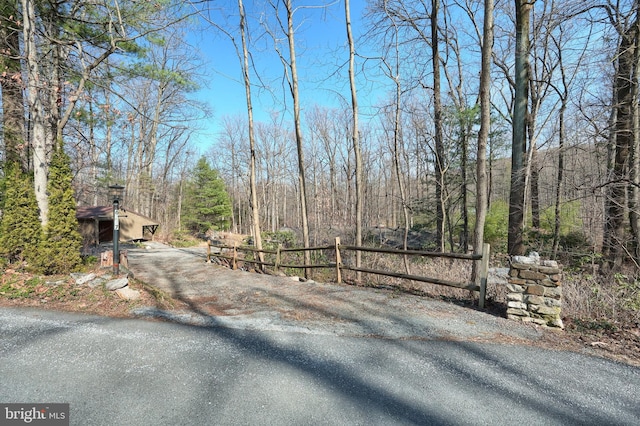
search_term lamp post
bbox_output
[108,184,125,275]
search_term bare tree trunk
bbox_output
[553,82,567,258]
[629,9,640,267]
[432,0,446,252]
[551,27,576,258]
[345,0,364,280]
[238,0,264,266]
[89,99,99,205]
[393,83,411,258]
[508,0,532,256]
[283,0,311,275]
[23,0,49,225]
[0,0,27,172]
[604,14,638,271]
[473,0,493,284]
[460,128,469,252]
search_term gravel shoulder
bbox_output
[127,242,555,343]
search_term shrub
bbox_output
[483,200,509,252]
[260,230,297,249]
[181,157,232,234]
[0,164,43,267]
[32,148,83,274]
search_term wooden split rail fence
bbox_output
[207,238,490,308]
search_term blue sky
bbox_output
[189,0,378,150]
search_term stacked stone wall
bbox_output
[507,258,563,328]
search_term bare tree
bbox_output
[22,0,49,224]
[431,0,446,252]
[548,19,591,258]
[630,7,640,266]
[345,0,365,278]
[20,0,193,225]
[473,0,493,275]
[602,1,640,271]
[265,0,311,274]
[238,0,265,265]
[508,0,533,256]
[0,0,27,171]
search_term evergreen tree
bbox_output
[182,157,232,234]
[35,148,83,274]
[0,163,43,266]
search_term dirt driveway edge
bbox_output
[125,242,557,343]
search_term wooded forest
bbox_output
[1,0,640,277]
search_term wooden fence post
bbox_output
[335,237,342,284]
[275,245,281,272]
[478,243,490,309]
[232,243,238,270]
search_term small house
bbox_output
[77,206,159,246]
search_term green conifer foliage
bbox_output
[37,148,83,274]
[0,164,43,266]
[182,157,232,234]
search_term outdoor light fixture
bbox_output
[108,184,125,275]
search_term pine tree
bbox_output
[36,148,83,274]
[0,163,43,266]
[182,157,233,234]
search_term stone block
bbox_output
[531,305,561,316]
[544,287,562,299]
[520,269,548,280]
[507,301,527,309]
[506,308,530,316]
[547,317,565,329]
[507,293,523,302]
[525,284,545,296]
[549,274,562,282]
[525,295,544,305]
[510,262,532,270]
[508,277,527,285]
[507,283,525,293]
[538,265,561,275]
[544,297,562,307]
[512,252,540,265]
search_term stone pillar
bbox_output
[507,253,563,329]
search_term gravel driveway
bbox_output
[127,242,545,342]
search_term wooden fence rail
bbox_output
[207,238,490,308]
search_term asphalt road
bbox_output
[1,307,639,425]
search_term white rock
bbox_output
[488,267,510,285]
[71,273,96,286]
[115,286,140,300]
[512,252,541,265]
[105,277,128,291]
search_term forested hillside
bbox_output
[0,0,639,279]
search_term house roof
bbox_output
[76,206,112,219]
[76,206,159,225]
